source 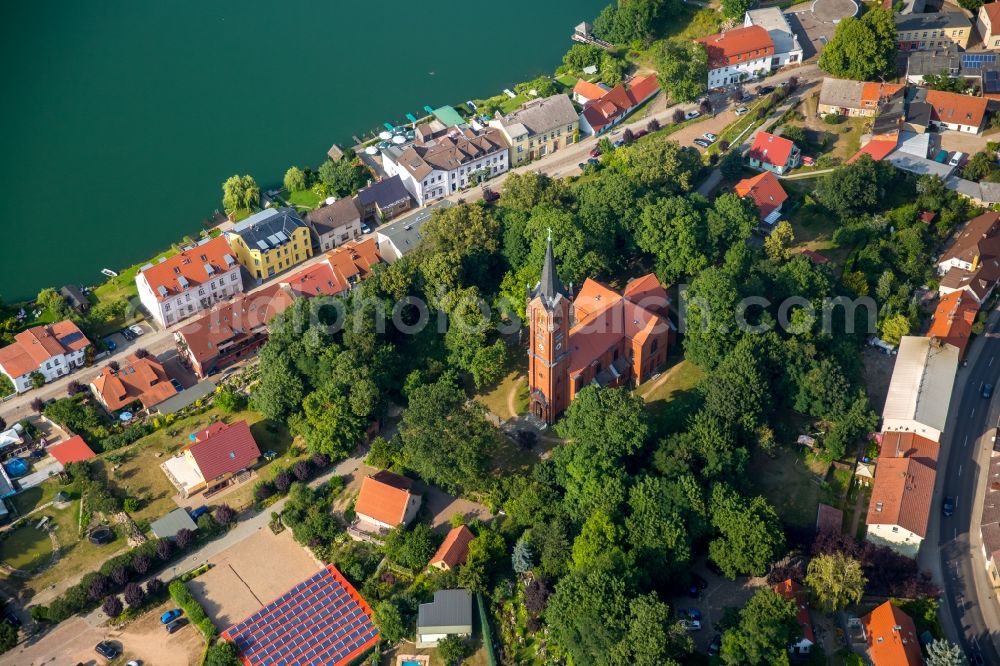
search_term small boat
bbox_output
[101,268,118,278]
[405,113,418,124]
[383,122,395,131]
[423,105,434,114]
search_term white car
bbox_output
[735,105,750,116]
[702,133,718,142]
[680,619,702,631]
[949,151,966,167]
[128,324,145,337]
[684,110,701,120]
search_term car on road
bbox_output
[88,526,115,545]
[735,105,750,116]
[589,147,602,158]
[693,138,710,148]
[702,132,718,142]
[942,496,955,517]
[170,378,184,392]
[161,609,183,624]
[684,110,701,120]
[360,222,372,234]
[103,338,117,352]
[121,328,136,342]
[709,633,723,654]
[984,383,994,399]
[758,85,775,95]
[165,617,188,634]
[95,641,120,660]
[129,324,145,337]
[679,619,702,631]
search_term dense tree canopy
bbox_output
[721,588,801,666]
[653,39,709,102]
[818,8,897,81]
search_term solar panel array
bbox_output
[222,565,379,666]
[961,53,998,69]
[985,70,1000,94]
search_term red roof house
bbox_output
[579,75,661,135]
[282,238,382,299]
[89,353,177,412]
[771,579,815,654]
[696,25,774,70]
[429,525,475,570]
[572,79,608,105]
[862,601,923,666]
[734,171,788,220]
[47,435,96,465]
[354,471,421,533]
[0,320,90,393]
[748,131,800,174]
[928,290,979,358]
[183,420,260,486]
[847,140,898,164]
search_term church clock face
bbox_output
[537,341,545,352]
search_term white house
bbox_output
[353,471,421,534]
[978,2,1000,49]
[696,25,775,89]
[381,125,509,206]
[881,336,959,443]
[919,89,988,135]
[136,235,244,328]
[744,8,803,68]
[0,321,90,394]
[866,455,936,558]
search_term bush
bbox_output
[88,573,110,600]
[204,640,241,666]
[109,565,129,586]
[214,385,247,413]
[823,113,844,125]
[274,471,292,493]
[99,422,153,452]
[169,580,217,640]
[123,582,145,608]
[146,577,165,597]
[131,553,151,575]
[214,504,236,526]
[292,460,311,481]
[671,108,685,124]
[102,595,123,618]
[175,528,194,550]
[254,480,276,502]
[156,538,172,561]
[310,452,329,469]
[647,119,660,132]
[123,497,141,513]
[29,605,48,622]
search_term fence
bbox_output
[477,592,498,666]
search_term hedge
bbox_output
[169,579,217,640]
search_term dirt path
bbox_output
[847,485,867,538]
[505,377,525,419]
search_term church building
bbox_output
[527,237,671,424]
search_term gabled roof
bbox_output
[878,431,940,469]
[417,589,473,632]
[866,456,936,537]
[355,470,416,527]
[984,1,1000,34]
[924,89,988,128]
[928,290,979,357]
[862,601,923,666]
[495,94,578,136]
[622,274,670,314]
[847,140,898,164]
[430,525,475,569]
[90,353,176,411]
[138,236,238,301]
[305,198,361,236]
[227,208,308,254]
[282,238,382,299]
[816,503,843,533]
[734,171,788,219]
[0,321,90,378]
[770,579,814,645]
[573,79,608,101]
[356,175,411,209]
[748,131,795,168]
[627,74,660,106]
[183,420,260,481]
[697,25,774,69]
[47,435,96,465]
[882,336,959,436]
[579,76,660,133]
[800,249,830,265]
[938,211,1000,265]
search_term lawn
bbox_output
[474,355,528,420]
[286,188,323,211]
[0,523,54,571]
[782,180,852,270]
[750,447,833,529]
[640,357,705,435]
[555,74,578,90]
[9,481,61,517]
[500,94,530,114]
[93,247,178,305]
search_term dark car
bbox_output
[95,641,120,659]
[165,617,188,634]
[88,526,115,545]
[678,608,702,621]
[4,611,21,628]
[706,559,725,576]
[482,187,500,203]
[758,85,775,95]
[589,147,602,158]
[189,506,210,520]
[942,496,955,517]
[984,383,994,399]
[709,633,723,655]
[103,338,117,352]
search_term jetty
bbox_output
[571,21,613,50]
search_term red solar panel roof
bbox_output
[221,564,379,666]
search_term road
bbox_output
[924,308,1000,664]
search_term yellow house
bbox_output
[224,207,313,282]
[488,94,580,166]
[896,11,972,52]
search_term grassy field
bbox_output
[749,447,846,529]
[0,523,53,571]
[93,247,178,305]
[10,481,61,517]
[474,355,528,419]
[640,357,705,435]
[500,94,530,114]
[782,179,852,270]
[286,188,323,211]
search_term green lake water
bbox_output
[0,0,605,300]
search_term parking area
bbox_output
[939,129,990,156]
[186,528,321,630]
[116,599,204,666]
[101,321,153,355]
[160,349,199,390]
[671,110,738,153]
[671,562,767,651]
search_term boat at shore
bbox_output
[101,268,118,278]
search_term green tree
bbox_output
[636,196,710,282]
[610,593,691,666]
[818,8,897,80]
[681,266,742,370]
[804,552,866,612]
[879,312,910,346]
[653,39,708,102]
[318,158,367,198]
[723,0,753,19]
[0,620,15,653]
[214,385,246,413]
[203,640,241,666]
[291,382,366,459]
[764,220,795,262]
[546,568,629,665]
[436,635,472,665]
[621,134,702,191]
[702,339,770,434]
[30,372,45,390]
[459,529,507,593]
[815,156,896,218]
[625,475,694,574]
[963,151,996,181]
[373,600,407,643]
[499,171,569,213]
[563,43,603,71]
[250,350,304,421]
[720,149,744,181]
[720,588,801,666]
[926,638,965,666]
[37,287,70,320]
[709,484,785,578]
[571,510,631,574]
[512,537,534,575]
[382,524,439,570]
[283,166,307,192]
[222,174,260,213]
[593,0,670,45]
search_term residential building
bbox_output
[59,285,89,313]
[89,353,177,413]
[866,454,936,557]
[947,175,1000,205]
[355,175,412,224]
[980,447,1000,587]
[161,420,261,497]
[381,125,509,206]
[304,198,362,252]
[353,470,421,533]
[978,2,1000,49]
[174,284,295,378]
[917,88,989,134]
[936,211,1000,303]
[744,8,803,68]
[578,74,660,135]
[572,79,609,105]
[224,207,313,282]
[817,78,906,117]
[429,525,475,571]
[896,11,972,51]
[861,601,923,666]
[696,25,774,89]
[747,131,800,175]
[47,435,96,465]
[221,564,379,666]
[904,49,961,84]
[489,94,579,165]
[0,321,90,394]
[886,150,956,179]
[734,171,787,224]
[416,589,473,648]
[374,200,453,262]
[927,290,979,358]
[282,238,382,299]
[136,235,243,328]
[770,579,814,654]
[149,507,198,539]
[527,238,671,424]
[880,336,959,443]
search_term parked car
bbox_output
[121,328,136,342]
[735,105,750,116]
[589,147,602,158]
[693,138,710,148]
[88,526,115,545]
[709,634,723,654]
[984,383,994,399]
[95,642,120,659]
[103,338,117,352]
[702,132,718,142]
[942,496,955,517]
[161,609,183,624]
[684,110,701,120]
[129,324,145,337]
[4,611,21,628]
[360,222,372,234]
[189,506,210,520]
[613,138,626,148]
[741,91,754,101]
[170,378,184,392]
[680,619,702,631]
[759,85,775,95]
[165,618,188,634]
[949,151,966,167]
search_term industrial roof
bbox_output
[745,7,800,56]
[416,589,473,632]
[881,336,959,436]
[375,199,452,261]
[222,564,378,666]
[895,10,971,32]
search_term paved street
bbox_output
[923,308,1000,664]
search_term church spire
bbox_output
[538,228,565,307]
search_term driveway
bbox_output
[117,599,203,666]
[939,130,990,156]
[5,616,103,666]
[671,110,737,153]
[671,563,767,651]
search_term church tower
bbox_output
[527,233,570,424]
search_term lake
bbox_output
[0,0,605,301]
